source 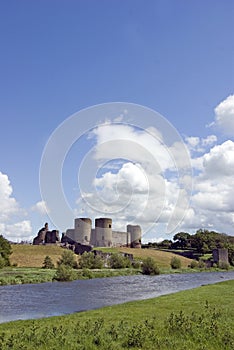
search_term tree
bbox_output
[54,264,76,282]
[57,250,77,268]
[0,235,12,267]
[142,257,160,275]
[170,256,181,269]
[42,255,55,269]
[79,252,104,269]
[173,232,191,249]
[108,253,131,269]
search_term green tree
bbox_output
[108,253,131,269]
[54,264,76,281]
[79,252,104,269]
[57,250,77,268]
[173,232,191,249]
[142,257,160,275]
[170,256,181,269]
[0,235,12,267]
[42,255,55,269]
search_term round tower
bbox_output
[74,218,92,244]
[95,218,112,247]
[127,224,142,248]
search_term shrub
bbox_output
[142,257,160,275]
[57,250,78,268]
[198,259,205,268]
[108,253,131,269]
[42,255,55,269]
[54,264,76,282]
[170,256,181,269]
[132,260,141,269]
[190,260,198,269]
[79,252,104,269]
[0,256,6,269]
[0,235,12,266]
[218,261,230,270]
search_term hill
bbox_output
[10,244,192,269]
[10,244,64,267]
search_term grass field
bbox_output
[0,280,233,349]
[10,244,192,269]
[10,244,65,267]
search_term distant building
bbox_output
[64,218,142,248]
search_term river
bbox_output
[0,271,234,324]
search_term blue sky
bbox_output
[0,0,233,242]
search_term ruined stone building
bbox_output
[33,223,60,245]
[65,217,142,248]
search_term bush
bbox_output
[190,260,198,269]
[42,255,55,269]
[198,259,205,268]
[170,256,181,269]
[0,235,12,266]
[57,250,78,268]
[142,257,160,275]
[54,264,76,282]
[79,252,104,269]
[0,256,6,269]
[108,253,131,269]
[218,261,230,270]
[132,260,141,269]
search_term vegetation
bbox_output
[108,253,131,269]
[0,235,12,267]
[10,244,63,267]
[79,251,104,269]
[57,249,78,269]
[0,280,233,349]
[170,256,181,269]
[142,257,160,275]
[42,256,55,269]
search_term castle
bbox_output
[65,217,142,248]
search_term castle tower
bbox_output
[127,224,142,248]
[74,218,92,244]
[95,218,112,247]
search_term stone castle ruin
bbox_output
[64,217,142,248]
[33,223,60,245]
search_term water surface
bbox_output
[0,271,234,323]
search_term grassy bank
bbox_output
[0,280,233,349]
[10,244,64,267]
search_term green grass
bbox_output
[10,244,65,267]
[0,267,56,285]
[0,280,233,349]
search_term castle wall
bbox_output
[66,229,75,241]
[95,218,112,247]
[112,231,128,247]
[74,218,92,244]
[127,224,142,248]
[65,218,142,248]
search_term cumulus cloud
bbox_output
[0,221,33,242]
[212,95,234,135]
[31,200,50,215]
[0,171,32,241]
[178,139,234,235]
[0,172,18,221]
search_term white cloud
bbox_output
[0,172,18,221]
[213,94,234,135]
[0,171,33,241]
[0,221,33,242]
[31,200,50,215]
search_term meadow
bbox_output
[0,280,233,349]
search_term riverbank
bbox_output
[0,279,233,349]
[1,265,233,286]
